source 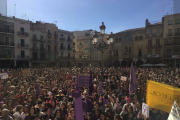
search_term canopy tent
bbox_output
[154,63,168,67]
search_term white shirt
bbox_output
[13,112,21,120]
[122,103,135,113]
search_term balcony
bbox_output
[40,47,46,52]
[47,33,52,37]
[146,34,153,38]
[17,55,29,59]
[67,48,72,51]
[47,50,53,53]
[59,37,65,42]
[78,45,83,48]
[17,31,29,36]
[67,39,72,43]
[0,29,14,34]
[146,45,154,48]
[77,51,83,54]
[17,43,29,48]
[165,42,180,46]
[54,34,58,38]
[154,44,162,48]
[54,41,58,44]
[31,47,38,51]
[175,33,180,36]
[47,40,53,44]
[59,47,65,50]
[53,50,58,54]
[59,56,74,59]
[109,55,119,59]
[0,41,14,46]
[0,54,14,59]
[166,33,173,37]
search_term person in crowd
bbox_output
[123,106,137,120]
[0,108,14,120]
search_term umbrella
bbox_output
[140,64,153,67]
[154,63,168,67]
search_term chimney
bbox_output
[145,19,148,27]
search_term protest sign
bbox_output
[146,80,180,113]
[121,76,127,81]
[12,71,19,78]
[142,103,149,118]
[168,101,180,120]
[0,73,8,79]
[78,74,90,87]
[22,69,30,76]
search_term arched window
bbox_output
[125,34,132,41]
[139,36,143,40]
[116,38,118,42]
[135,36,138,40]
[119,38,122,42]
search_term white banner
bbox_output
[172,55,180,58]
[142,103,149,118]
[148,54,158,58]
[121,76,127,81]
[168,101,180,120]
[0,73,8,79]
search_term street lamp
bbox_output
[92,22,114,82]
[82,55,88,68]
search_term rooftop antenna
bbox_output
[14,4,16,17]
[161,6,165,17]
[171,7,174,14]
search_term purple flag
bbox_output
[83,101,88,114]
[76,73,79,92]
[88,68,93,96]
[103,98,108,105]
[129,62,138,95]
[99,82,103,95]
[35,79,40,96]
[86,99,92,112]
[74,96,84,120]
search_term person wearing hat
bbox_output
[122,97,135,113]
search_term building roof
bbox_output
[115,27,145,34]
[58,29,73,35]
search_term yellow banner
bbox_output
[146,80,180,113]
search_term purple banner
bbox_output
[75,96,84,120]
[78,74,90,87]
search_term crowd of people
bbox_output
[0,66,180,120]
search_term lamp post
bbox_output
[92,22,114,82]
[82,55,88,68]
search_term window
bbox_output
[138,49,142,57]
[79,55,82,58]
[61,53,63,57]
[61,43,63,48]
[5,24,9,31]
[85,33,90,36]
[54,54,57,60]
[175,39,180,44]
[40,44,44,49]
[116,50,118,56]
[149,29,152,35]
[21,39,25,46]
[95,54,98,59]
[156,39,160,46]
[68,53,70,58]
[168,29,172,35]
[48,54,51,60]
[157,28,160,34]
[135,36,138,40]
[41,36,43,40]
[68,44,70,50]
[4,37,10,45]
[61,34,63,37]
[119,38,122,42]
[4,50,10,55]
[84,41,89,45]
[54,46,57,51]
[116,38,118,42]
[21,50,25,57]
[54,31,56,35]
[85,48,89,52]
[129,46,131,55]
[175,28,180,34]
[168,20,173,25]
[167,39,172,44]
[33,35,36,39]
[174,49,179,55]
[33,43,37,47]
[175,19,180,24]
[167,49,172,55]
[68,36,70,40]
[20,27,24,32]
[48,29,50,34]
[80,42,82,45]
[125,34,132,41]
[48,45,50,50]
[124,46,128,55]
[148,39,152,47]
[148,50,152,54]
[139,36,143,40]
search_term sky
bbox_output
[0,0,179,33]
